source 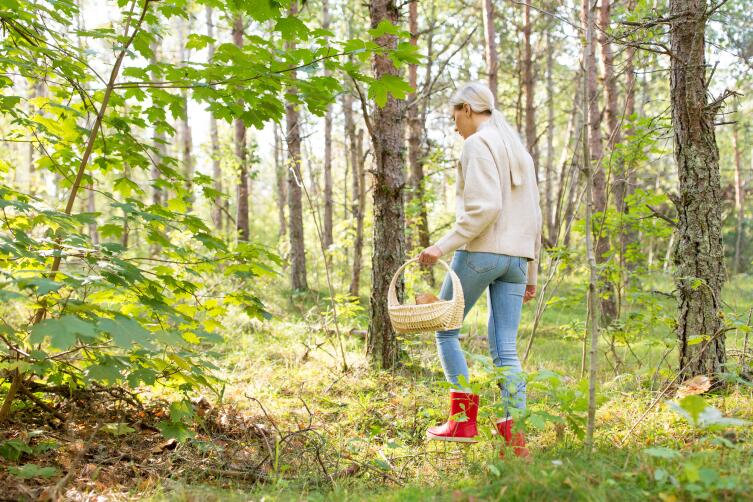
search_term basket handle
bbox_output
[387,257,462,307]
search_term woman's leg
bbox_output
[435,251,500,391]
[487,262,527,419]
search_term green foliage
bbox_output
[0,0,414,435]
[8,463,58,479]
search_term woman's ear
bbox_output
[464,103,471,117]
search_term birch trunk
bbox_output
[207,6,222,230]
[233,15,250,241]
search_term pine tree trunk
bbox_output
[406,0,430,255]
[233,15,250,241]
[322,0,334,250]
[581,0,616,324]
[669,0,726,378]
[351,128,366,299]
[286,0,308,291]
[207,7,222,230]
[556,80,583,245]
[544,30,556,242]
[344,92,365,298]
[367,0,406,369]
[598,0,624,314]
[622,0,639,272]
[523,2,538,178]
[274,124,287,240]
[481,0,498,106]
[732,114,744,274]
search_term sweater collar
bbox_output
[477,117,494,132]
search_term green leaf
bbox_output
[8,463,58,479]
[156,421,194,442]
[97,316,151,349]
[102,422,135,436]
[244,0,281,22]
[85,358,122,383]
[99,223,124,239]
[274,16,309,41]
[30,315,97,349]
[0,440,32,462]
[185,34,215,51]
[678,394,707,424]
[368,19,401,39]
[24,278,64,296]
[113,177,142,197]
[368,74,413,107]
[643,446,681,459]
[169,399,194,422]
[0,289,24,301]
[0,95,21,111]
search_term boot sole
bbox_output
[426,431,478,443]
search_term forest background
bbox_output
[0,0,752,500]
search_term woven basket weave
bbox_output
[388,258,465,334]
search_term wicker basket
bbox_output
[388,258,465,334]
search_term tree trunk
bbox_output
[367,0,406,369]
[669,0,726,378]
[233,15,250,241]
[481,0,498,106]
[581,0,616,324]
[544,30,556,242]
[732,113,745,275]
[149,41,164,208]
[207,6,222,230]
[523,2,538,178]
[622,0,639,273]
[582,46,600,454]
[344,92,365,298]
[406,0,430,255]
[178,16,194,210]
[274,124,287,240]
[556,78,583,246]
[286,0,308,291]
[598,0,625,314]
[351,129,366,299]
[599,0,622,205]
[322,0,334,250]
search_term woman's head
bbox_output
[449,82,534,186]
[449,82,494,139]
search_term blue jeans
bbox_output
[436,250,527,419]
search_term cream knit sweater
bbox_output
[434,120,542,285]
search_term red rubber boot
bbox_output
[495,418,530,458]
[426,391,479,443]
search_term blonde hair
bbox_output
[449,82,534,185]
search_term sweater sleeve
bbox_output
[434,154,502,256]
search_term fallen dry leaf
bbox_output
[150,438,177,454]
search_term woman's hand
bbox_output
[523,285,536,303]
[418,245,443,266]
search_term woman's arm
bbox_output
[433,153,502,256]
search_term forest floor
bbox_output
[2,273,753,501]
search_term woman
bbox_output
[418,82,541,458]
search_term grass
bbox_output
[139,272,753,501]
